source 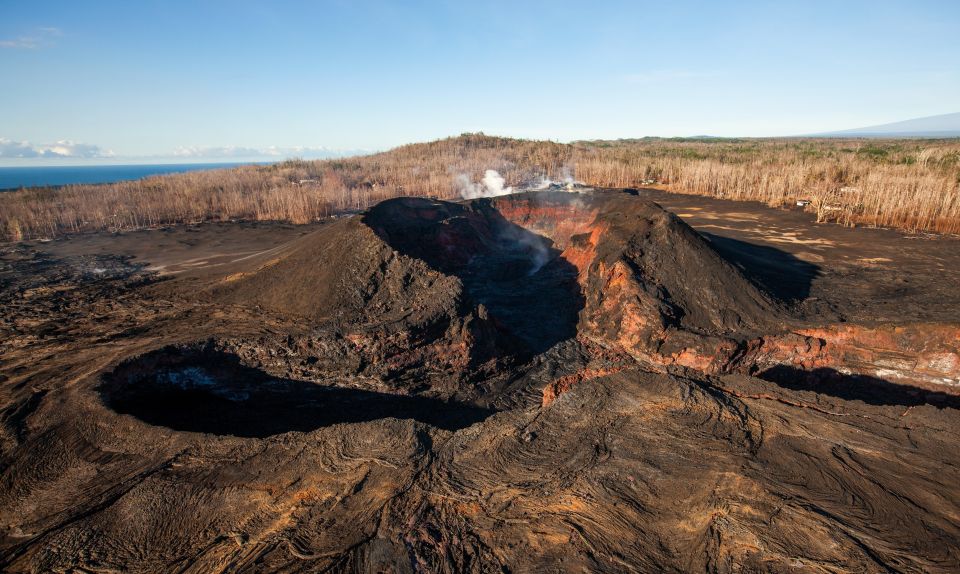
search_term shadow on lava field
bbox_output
[702,232,821,303]
[99,345,495,437]
[758,364,960,409]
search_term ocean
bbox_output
[0,162,267,191]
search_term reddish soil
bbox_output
[1,190,959,572]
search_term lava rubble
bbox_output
[1,190,959,573]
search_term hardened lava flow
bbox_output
[1,190,959,572]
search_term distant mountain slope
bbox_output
[817,112,960,138]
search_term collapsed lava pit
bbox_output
[100,343,496,437]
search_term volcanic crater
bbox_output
[3,190,960,572]
[100,343,496,437]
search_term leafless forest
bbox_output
[2,134,958,240]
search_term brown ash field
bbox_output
[2,188,960,572]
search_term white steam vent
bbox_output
[456,168,592,200]
[457,169,515,199]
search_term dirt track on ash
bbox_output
[1,189,959,573]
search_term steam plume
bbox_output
[457,169,515,199]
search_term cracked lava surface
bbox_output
[2,190,960,572]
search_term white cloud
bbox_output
[0,138,114,159]
[0,37,40,49]
[172,145,364,159]
[0,26,62,49]
[173,146,264,158]
[0,139,367,162]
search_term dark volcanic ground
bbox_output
[1,190,959,573]
[643,188,960,325]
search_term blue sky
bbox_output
[1,0,958,164]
